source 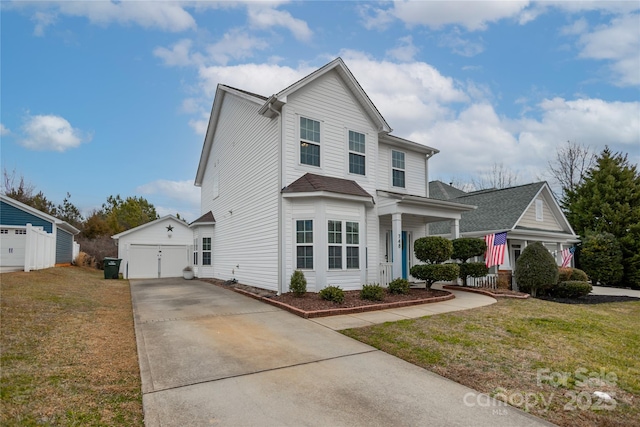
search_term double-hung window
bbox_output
[328,220,342,269]
[392,150,405,188]
[202,237,211,266]
[348,131,365,175]
[328,220,360,270]
[296,220,313,269]
[193,238,198,265]
[300,117,320,167]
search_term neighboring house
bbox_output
[193,58,475,293]
[428,181,580,275]
[0,194,80,272]
[112,215,194,279]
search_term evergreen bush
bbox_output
[388,278,410,295]
[551,281,592,298]
[514,242,559,297]
[289,270,307,297]
[360,284,385,301]
[319,285,345,304]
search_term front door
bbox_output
[401,231,408,279]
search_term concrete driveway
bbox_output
[131,278,553,427]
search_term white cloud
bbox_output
[136,179,200,206]
[438,29,484,57]
[247,5,312,41]
[364,0,530,31]
[386,36,419,62]
[18,1,197,35]
[154,39,198,67]
[206,29,269,65]
[20,114,91,152]
[0,124,10,136]
[575,13,640,86]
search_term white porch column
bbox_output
[556,243,563,266]
[392,212,403,279]
[451,219,460,239]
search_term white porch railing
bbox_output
[466,273,499,289]
[379,262,392,287]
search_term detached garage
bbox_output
[112,216,193,279]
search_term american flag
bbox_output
[484,232,508,268]
[561,246,576,268]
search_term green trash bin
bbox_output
[104,257,122,279]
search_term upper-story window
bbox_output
[300,117,320,167]
[348,131,365,175]
[392,150,405,188]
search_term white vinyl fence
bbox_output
[24,224,55,272]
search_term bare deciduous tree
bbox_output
[471,162,520,190]
[548,140,595,197]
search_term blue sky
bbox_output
[1,1,639,222]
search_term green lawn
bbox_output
[1,267,143,426]
[342,297,640,427]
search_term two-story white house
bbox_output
[193,58,475,293]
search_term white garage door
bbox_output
[128,244,189,279]
[0,228,27,270]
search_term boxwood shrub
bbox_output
[319,285,345,304]
[551,281,592,298]
[388,278,410,295]
[360,284,385,301]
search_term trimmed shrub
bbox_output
[460,262,489,282]
[360,284,385,301]
[515,242,559,297]
[388,278,410,295]
[414,237,453,264]
[551,281,592,298]
[319,285,345,304]
[558,267,573,283]
[570,268,589,282]
[452,238,487,262]
[289,270,307,297]
[410,263,460,290]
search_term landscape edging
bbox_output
[230,287,455,318]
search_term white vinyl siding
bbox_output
[283,69,378,196]
[518,195,564,231]
[200,92,280,289]
[377,143,427,196]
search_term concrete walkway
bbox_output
[591,285,640,298]
[131,279,553,427]
[310,283,497,330]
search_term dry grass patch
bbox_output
[342,298,640,427]
[1,266,143,426]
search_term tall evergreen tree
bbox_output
[563,147,640,287]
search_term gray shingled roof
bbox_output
[190,211,216,225]
[429,182,546,234]
[282,173,372,199]
[429,181,467,201]
[220,84,269,101]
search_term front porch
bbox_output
[376,190,476,285]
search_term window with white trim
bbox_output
[1,229,8,234]
[296,220,313,269]
[328,220,360,270]
[202,237,211,266]
[300,117,320,167]
[348,131,365,175]
[392,150,405,188]
[15,229,26,235]
[193,238,198,265]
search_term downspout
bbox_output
[425,150,435,198]
[269,102,285,295]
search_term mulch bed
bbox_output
[203,278,453,318]
[537,294,640,304]
[443,284,530,299]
